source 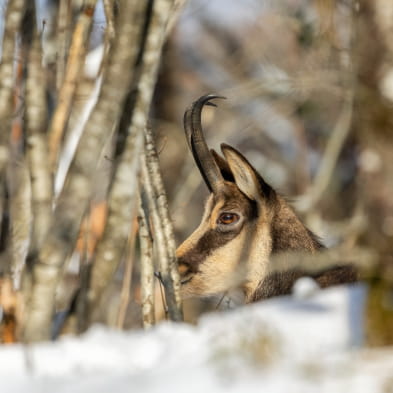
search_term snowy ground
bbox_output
[1,283,392,393]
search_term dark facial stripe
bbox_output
[177,226,243,273]
[178,199,259,273]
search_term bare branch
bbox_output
[103,0,115,43]
[166,0,188,34]
[7,161,31,290]
[209,246,377,297]
[56,0,73,89]
[138,199,155,328]
[0,0,26,173]
[48,0,97,169]
[116,221,137,329]
[143,126,183,321]
[269,246,377,277]
[297,91,354,212]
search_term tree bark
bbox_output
[87,0,184,324]
[354,0,393,346]
[23,0,148,342]
[138,200,155,328]
[48,0,97,169]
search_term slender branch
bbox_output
[116,220,138,329]
[144,126,183,320]
[56,0,73,89]
[138,199,155,328]
[0,0,26,174]
[23,0,148,342]
[166,0,188,34]
[297,92,354,212]
[141,142,183,322]
[6,3,35,290]
[103,0,115,43]
[8,161,31,290]
[269,246,377,277]
[47,0,97,170]
[208,245,378,297]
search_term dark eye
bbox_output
[217,212,239,225]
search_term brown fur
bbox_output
[250,265,358,302]
[178,104,357,302]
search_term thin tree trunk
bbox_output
[0,0,26,171]
[138,200,155,328]
[48,0,97,169]
[56,0,73,90]
[143,126,183,321]
[354,0,393,346]
[86,129,143,324]
[87,0,184,323]
[25,35,52,255]
[116,220,138,329]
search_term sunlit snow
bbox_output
[1,284,392,393]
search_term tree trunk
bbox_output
[354,0,393,346]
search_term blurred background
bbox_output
[0,0,392,340]
[153,0,356,247]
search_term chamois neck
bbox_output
[271,197,323,253]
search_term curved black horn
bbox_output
[183,94,226,192]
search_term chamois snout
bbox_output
[177,94,356,303]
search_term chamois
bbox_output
[176,94,357,303]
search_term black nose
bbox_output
[177,260,192,277]
[177,257,197,285]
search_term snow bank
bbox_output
[1,284,392,393]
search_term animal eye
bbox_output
[218,212,239,225]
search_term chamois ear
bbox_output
[210,149,235,182]
[221,143,274,201]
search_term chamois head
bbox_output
[176,95,324,302]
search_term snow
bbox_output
[1,283,393,393]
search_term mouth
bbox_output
[181,275,193,285]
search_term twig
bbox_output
[215,292,227,310]
[56,0,73,89]
[141,145,182,321]
[103,0,115,43]
[0,0,26,174]
[218,245,378,294]
[154,271,169,319]
[297,91,354,212]
[269,246,377,277]
[48,0,97,170]
[8,160,31,290]
[116,219,138,329]
[138,200,155,328]
[143,126,183,321]
[166,0,188,35]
